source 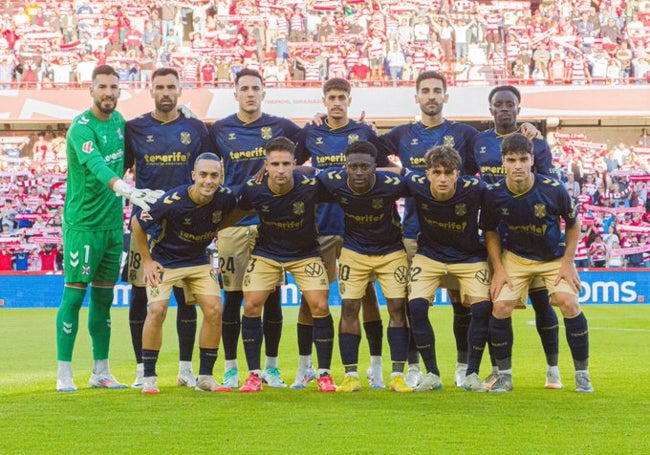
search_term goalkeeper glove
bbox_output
[113,180,165,211]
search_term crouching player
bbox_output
[402,145,492,391]
[131,153,237,394]
[483,134,592,393]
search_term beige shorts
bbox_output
[402,238,459,292]
[407,254,491,304]
[126,233,146,286]
[243,255,329,292]
[146,264,220,304]
[494,250,578,306]
[318,234,343,283]
[338,248,408,300]
[217,225,258,291]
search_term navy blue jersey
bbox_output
[317,169,407,255]
[295,120,391,236]
[482,174,578,261]
[238,172,332,261]
[125,113,210,191]
[381,120,478,239]
[209,113,301,226]
[467,128,554,184]
[405,170,487,263]
[137,184,236,268]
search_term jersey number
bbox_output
[409,266,422,282]
[246,258,257,273]
[219,256,235,274]
[339,265,350,281]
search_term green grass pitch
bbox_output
[1,305,649,454]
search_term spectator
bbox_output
[606,240,625,267]
[588,234,608,267]
[0,243,12,270]
[39,243,58,271]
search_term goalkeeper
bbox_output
[55,65,163,392]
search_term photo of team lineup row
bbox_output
[54,63,592,397]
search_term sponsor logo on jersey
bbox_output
[180,131,191,145]
[304,262,324,277]
[261,127,273,140]
[139,211,153,222]
[82,141,94,154]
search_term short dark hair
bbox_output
[344,140,377,159]
[194,152,221,168]
[416,71,447,93]
[488,85,521,104]
[424,145,461,171]
[235,68,264,86]
[501,133,533,156]
[92,64,118,81]
[265,136,295,157]
[323,77,351,95]
[152,67,180,81]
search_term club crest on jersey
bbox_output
[534,204,546,218]
[139,211,153,222]
[347,134,360,144]
[212,211,223,224]
[146,135,154,143]
[261,127,273,140]
[315,137,324,145]
[371,198,383,210]
[443,136,455,147]
[82,141,94,154]
[180,131,191,145]
[455,204,467,216]
[293,202,305,215]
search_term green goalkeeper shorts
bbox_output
[62,226,123,284]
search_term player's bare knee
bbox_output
[147,301,168,324]
[492,300,514,319]
[552,293,581,318]
[386,298,406,326]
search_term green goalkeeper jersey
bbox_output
[64,108,126,231]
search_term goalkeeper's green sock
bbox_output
[88,285,115,361]
[56,286,87,362]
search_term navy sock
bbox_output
[297,323,313,356]
[406,302,419,365]
[263,287,283,358]
[128,285,147,364]
[363,320,383,356]
[241,316,262,371]
[199,347,219,376]
[467,300,491,376]
[339,332,361,368]
[142,349,159,377]
[175,287,196,362]
[408,298,439,375]
[313,314,334,370]
[387,326,408,363]
[565,312,589,371]
[222,290,243,361]
[529,288,559,366]
[489,316,513,371]
[451,299,471,364]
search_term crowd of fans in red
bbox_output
[1,0,649,88]
[1,126,649,271]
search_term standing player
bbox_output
[293,77,392,390]
[124,67,213,388]
[381,71,478,388]
[402,145,491,392]
[55,65,161,392]
[209,69,302,390]
[235,137,337,393]
[316,141,411,393]
[483,133,592,393]
[466,85,562,389]
[133,153,237,394]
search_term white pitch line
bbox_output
[526,321,650,332]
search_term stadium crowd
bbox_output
[0,0,649,87]
[1,123,649,271]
